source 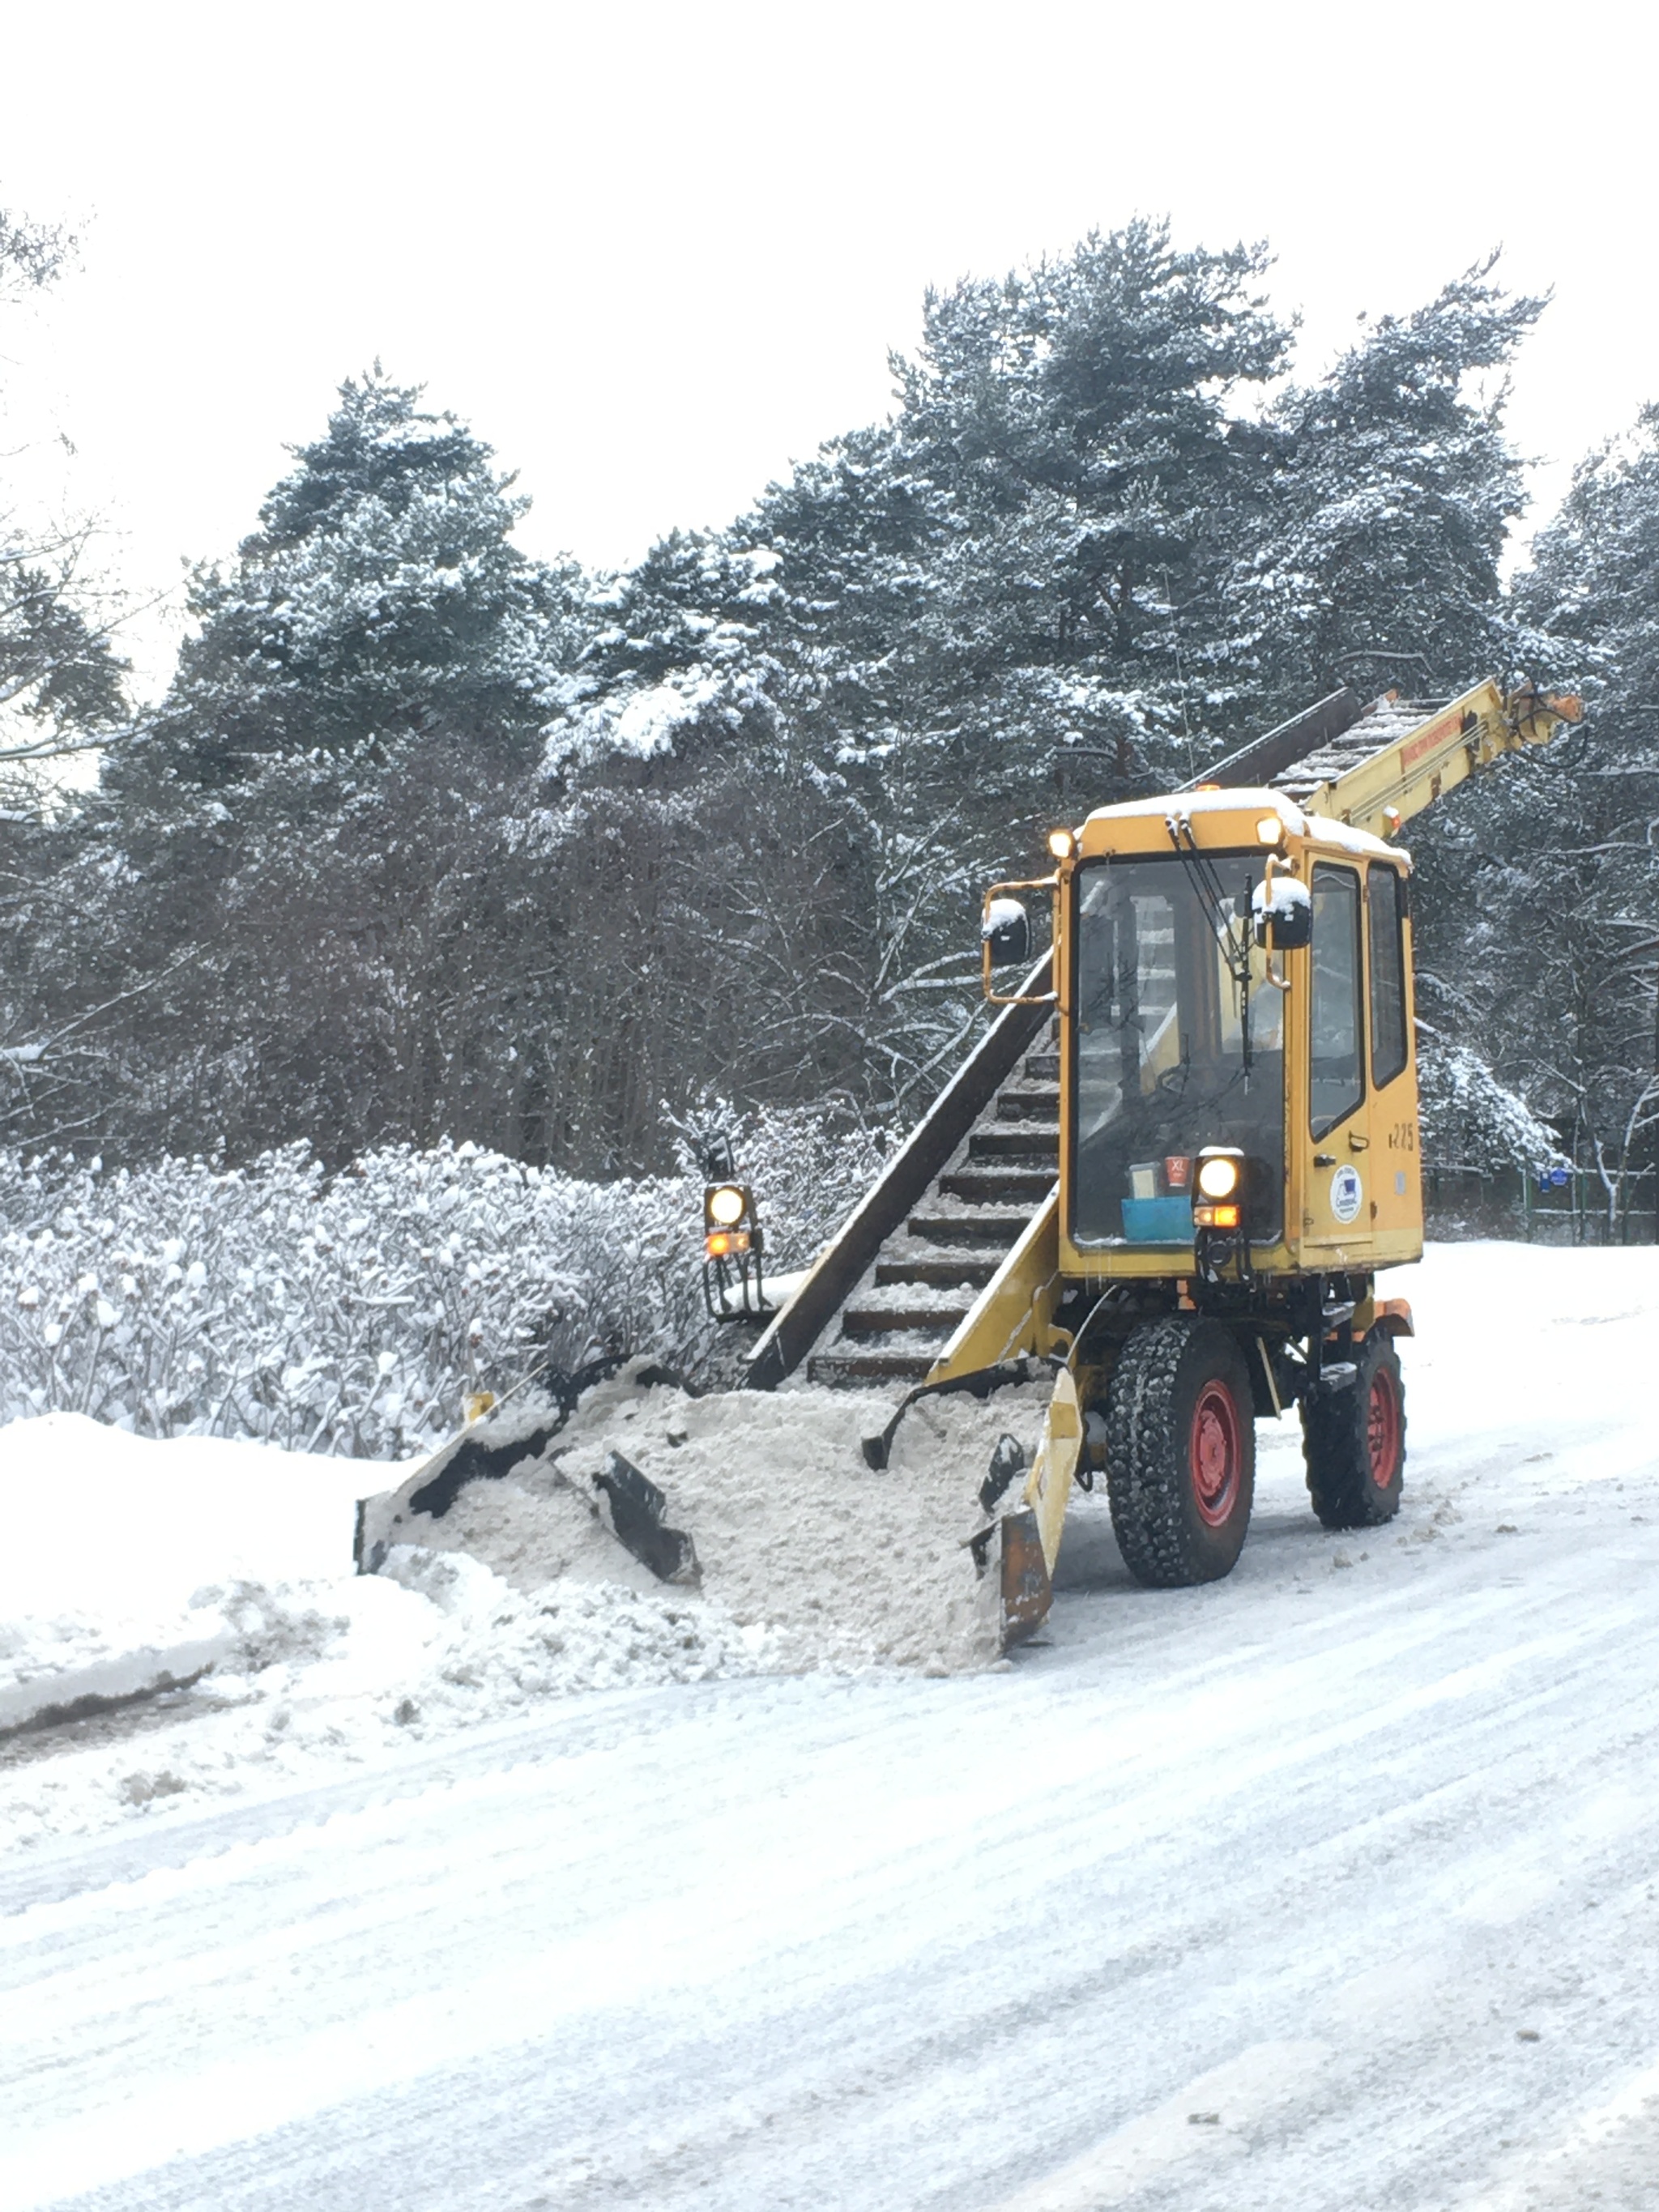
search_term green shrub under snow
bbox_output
[0,1110,889,1456]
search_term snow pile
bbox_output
[0,1110,888,1455]
[0,1412,366,1733]
[0,1353,1038,1848]
[378,1367,1046,1674]
[375,1548,769,1708]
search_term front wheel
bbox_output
[1303,1329,1405,1529]
[1105,1319,1256,1588]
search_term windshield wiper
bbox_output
[1163,808,1254,1074]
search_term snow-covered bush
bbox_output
[1416,1032,1566,1174]
[0,1106,889,1457]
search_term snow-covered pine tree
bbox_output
[1410,405,1659,1227]
[0,205,130,763]
[864,219,1290,800]
[578,224,1296,1114]
[118,368,584,794]
[33,373,595,1165]
[1239,258,1542,714]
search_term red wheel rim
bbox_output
[1189,1379,1242,1527]
[1367,1365,1401,1489]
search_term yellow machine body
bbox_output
[733,680,1579,1640]
[928,679,1580,1611]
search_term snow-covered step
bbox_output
[968,1123,1059,1160]
[996,1089,1059,1121]
[808,1345,936,1385]
[841,1301,973,1337]
[874,1253,1000,1289]
[905,1208,1037,1247]
[937,1166,1056,1206]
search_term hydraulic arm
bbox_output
[1276,680,1580,840]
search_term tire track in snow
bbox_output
[3,1466,1657,2211]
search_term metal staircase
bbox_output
[805,1028,1058,1386]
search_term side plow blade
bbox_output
[973,1366,1085,1649]
[997,1509,1051,1640]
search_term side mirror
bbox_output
[982,896,1030,968]
[1252,874,1311,951]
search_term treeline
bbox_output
[2,210,1656,1198]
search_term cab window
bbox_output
[1367,867,1409,1089]
[1310,863,1364,1136]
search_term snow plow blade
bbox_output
[353,1356,685,1575]
[965,1367,1085,1647]
[996,1510,1051,1642]
[355,1401,561,1575]
[593,1451,699,1584]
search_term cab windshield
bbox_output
[1072,853,1285,1247]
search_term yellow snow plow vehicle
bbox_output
[731,678,1580,1640]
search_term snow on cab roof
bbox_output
[1081,786,1409,865]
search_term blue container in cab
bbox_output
[1121,1196,1196,1243]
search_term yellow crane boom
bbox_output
[1206,678,1581,841]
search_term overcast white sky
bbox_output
[2,0,1653,693]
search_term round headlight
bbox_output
[1196,1154,1241,1200]
[707,1184,746,1226]
[1047,827,1077,861]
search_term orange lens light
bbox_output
[1193,1202,1242,1230]
[705,1229,751,1259]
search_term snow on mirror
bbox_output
[1251,872,1312,948]
[981,897,1030,966]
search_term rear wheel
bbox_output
[1303,1329,1405,1529]
[1105,1319,1256,1587]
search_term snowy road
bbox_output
[5,1246,1659,2210]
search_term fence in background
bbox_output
[1423,1164,1657,1244]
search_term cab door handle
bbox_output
[1348,1133,1370,1152]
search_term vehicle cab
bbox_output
[986,787,1422,1294]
